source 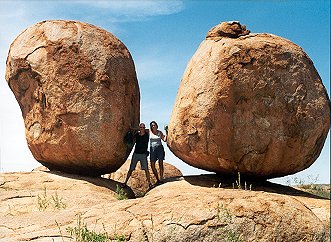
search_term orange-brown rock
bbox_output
[0,171,329,241]
[167,21,330,179]
[108,159,183,196]
[5,20,140,176]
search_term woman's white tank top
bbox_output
[150,131,162,147]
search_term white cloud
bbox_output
[134,47,187,84]
[0,7,26,19]
[0,1,185,27]
[78,0,184,21]
[136,58,171,82]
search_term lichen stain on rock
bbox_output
[28,122,42,139]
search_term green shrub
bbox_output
[37,187,50,211]
[115,185,128,200]
[66,215,109,242]
[215,203,243,242]
[37,187,66,211]
[52,191,67,209]
[66,215,126,242]
[287,175,330,199]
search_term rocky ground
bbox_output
[0,169,329,242]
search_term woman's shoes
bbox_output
[121,181,162,190]
[155,180,164,185]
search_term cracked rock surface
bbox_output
[0,171,329,241]
[5,20,140,176]
[167,21,330,178]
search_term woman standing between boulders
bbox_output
[149,121,168,183]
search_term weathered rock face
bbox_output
[167,21,330,178]
[5,20,140,176]
[0,171,329,241]
[108,160,183,196]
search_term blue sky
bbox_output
[0,1,329,184]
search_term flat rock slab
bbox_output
[0,171,329,241]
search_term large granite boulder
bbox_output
[5,20,140,176]
[167,21,330,179]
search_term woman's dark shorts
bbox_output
[150,145,165,162]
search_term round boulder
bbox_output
[167,21,330,179]
[6,20,140,176]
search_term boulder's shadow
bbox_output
[164,174,329,200]
[39,169,328,200]
[41,169,135,199]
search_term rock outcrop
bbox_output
[107,160,183,196]
[5,20,140,176]
[0,171,329,241]
[167,21,330,178]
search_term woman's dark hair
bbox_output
[150,121,158,129]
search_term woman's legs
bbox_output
[159,160,164,181]
[144,169,152,187]
[150,161,160,182]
